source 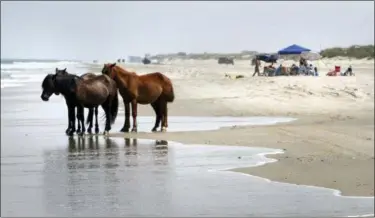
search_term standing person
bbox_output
[299,56,305,67]
[252,57,261,77]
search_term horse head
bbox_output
[101,63,117,79]
[55,68,68,76]
[41,74,59,101]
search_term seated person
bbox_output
[343,65,353,76]
[307,64,314,75]
[299,65,308,75]
[275,64,283,76]
[289,64,299,75]
[268,63,275,69]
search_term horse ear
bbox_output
[63,68,67,72]
[110,63,116,68]
[55,68,58,73]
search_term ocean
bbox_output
[1,59,96,89]
[1,59,374,217]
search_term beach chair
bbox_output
[326,66,341,76]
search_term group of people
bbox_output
[326,65,354,76]
[252,56,318,77]
[252,55,356,77]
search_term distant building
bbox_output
[128,56,142,63]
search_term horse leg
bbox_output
[87,108,93,134]
[164,103,169,130]
[94,106,100,134]
[76,107,81,134]
[67,105,76,136]
[151,101,162,132]
[65,104,72,135]
[131,100,138,132]
[120,100,130,132]
[102,103,111,135]
[77,106,85,136]
[160,101,168,132]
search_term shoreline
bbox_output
[109,109,374,197]
[104,61,373,198]
[3,58,374,198]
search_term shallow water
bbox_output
[1,135,374,217]
[1,86,296,133]
[1,71,374,217]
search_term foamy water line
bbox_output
[206,146,373,218]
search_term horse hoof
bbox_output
[131,128,137,133]
[95,128,100,134]
[161,127,167,132]
[103,131,109,136]
[151,128,158,132]
[68,131,75,136]
[120,128,129,133]
[87,129,92,134]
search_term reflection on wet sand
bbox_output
[42,136,171,216]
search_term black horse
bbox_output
[41,72,118,136]
[55,68,101,134]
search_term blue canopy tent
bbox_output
[278,44,311,55]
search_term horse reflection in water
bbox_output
[67,137,169,169]
[124,138,169,167]
[65,136,120,214]
[42,137,170,216]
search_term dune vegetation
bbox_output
[150,45,374,61]
[319,45,374,59]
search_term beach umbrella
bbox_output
[301,51,321,61]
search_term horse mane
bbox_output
[41,74,54,88]
[55,74,82,94]
[113,65,137,76]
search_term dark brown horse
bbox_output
[55,68,101,134]
[101,63,175,133]
[41,71,119,136]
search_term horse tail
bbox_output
[110,87,119,125]
[86,108,94,125]
[157,72,175,102]
[166,83,175,102]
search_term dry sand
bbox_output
[107,58,374,197]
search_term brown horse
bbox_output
[55,68,101,134]
[41,72,118,136]
[101,63,175,133]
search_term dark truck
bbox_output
[218,57,234,65]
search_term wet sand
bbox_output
[113,114,373,197]
[1,118,374,216]
[110,103,374,197]
[103,61,374,198]
[1,81,374,216]
[1,59,374,216]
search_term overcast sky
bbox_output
[1,1,374,60]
